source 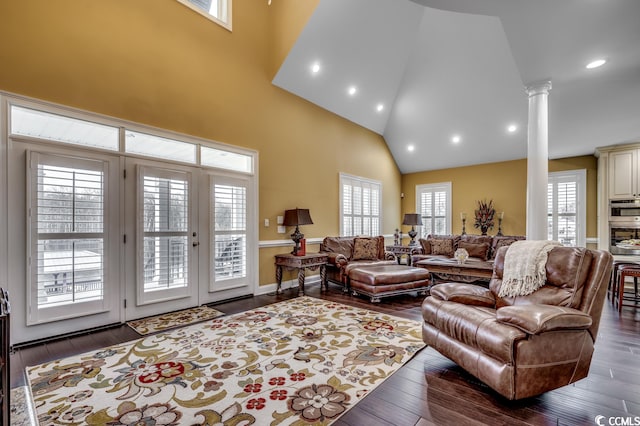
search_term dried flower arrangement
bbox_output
[474,199,495,235]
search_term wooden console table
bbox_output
[386,245,423,266]
[275,253,328,296]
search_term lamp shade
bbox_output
[283,208,313,226]
[402,213,423,226]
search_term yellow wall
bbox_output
[0,0,402,286]
[402,155,598,243]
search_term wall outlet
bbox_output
[277,226,286,234]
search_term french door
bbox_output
[3,95,257,344]
[123,160,256,320]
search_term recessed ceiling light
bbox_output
[586,59,606,69]
[376,104,384,112]
[507,124,518,133]
[451,135,461,144]
[311,62,320,74]
[348,86,357,96]
[407,145,415,152]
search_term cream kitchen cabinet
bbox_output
[609,148,640,199]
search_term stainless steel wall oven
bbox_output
[609,200,640,254]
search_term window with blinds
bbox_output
[176,0,232,30]
[212,180,247,283]
[30,153,106,310]
[548,170,586,246]
[340,174,381,236]
[139,168,190,296]
[416,182,451,238]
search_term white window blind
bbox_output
[139,168,190,295]
[416,182,451,238]
[29,153,106,313]
[340,174,381,236]
[548,170,586,247]
[212,180,247,283]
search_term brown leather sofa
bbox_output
[422,245,613,400]
[319,236,396,289]
[412,234,525,283]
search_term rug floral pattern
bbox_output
[28,296,425,425]
[127,305,225,335]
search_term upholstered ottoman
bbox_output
[348,264,431,302]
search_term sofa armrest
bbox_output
[430,283,496,307]
[326,252,348,267]
[496,304,592,334]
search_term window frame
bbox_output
[339,173,382,237]
[175,0,233,31]
[26,150,116,325]
[415,182,452,238]
[548,169,586,247]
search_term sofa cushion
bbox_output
[422,297,526,364]
[418,238,431,255]
[458,241,490,261]
[321,236,354,259]
[491,246,593,309]
[460,235,493,245]
[490,236,525,260]
[428,235,459,257]
[352,237,379,260]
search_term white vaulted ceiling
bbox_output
[272,0,640,173]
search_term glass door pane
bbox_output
[211,179,247,289]
[137,166,193,305]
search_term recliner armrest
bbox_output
[496,304,592,334]
[430,283,496,307]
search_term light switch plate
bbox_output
[277,226,286,234]
[264,218,269,227]
[277,215,284,225]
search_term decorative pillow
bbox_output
[352,237,379,260]
[458,241,490,261]
[492,237,522,259]
[418,238,431,255]
[430,238,454,257]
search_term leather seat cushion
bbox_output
[349,265,431,285]
[423,297,527,364]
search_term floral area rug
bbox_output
[126,305,225,335]
[27,296,425,425]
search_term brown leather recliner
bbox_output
[422,245,613,400]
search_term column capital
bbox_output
[525,80,552,97]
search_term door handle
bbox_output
[193,241,200,247]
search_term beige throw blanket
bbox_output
[499,240,561,298]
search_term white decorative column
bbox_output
[525,80,552,241]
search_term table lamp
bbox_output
[283,208,313,255]
[402,213,423,246]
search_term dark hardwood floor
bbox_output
[10,283,640,425]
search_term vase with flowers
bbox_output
[474,199,495,235]
[454,248,469,264]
